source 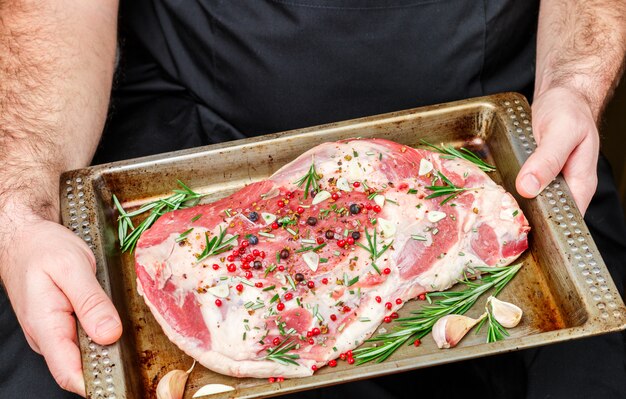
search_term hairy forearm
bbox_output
[0,1,118,222]
[535,0,626,119]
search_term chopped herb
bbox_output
[196,227,239,262]
[367,191,380,200]
[359,317,371,322]
[513,210,519,217]
[386,198,399,205]
[113,180,205,253]
[259,231,275,238]
[320,258,329,263]
[295,243,327,253]
[347,276,360,287]
[294,160,321,199]
[270,294,280,304]
[262,285,276,292]
[407,189,418,194]
[264,338,300,366]
[425,171,472,205]
[411,234,427,241]
[286,227,298,236]
[419,140,496,172]
[353,150,359,157]
[287,275,297,291]
[264,264,277,277]
[190,214,202,222]
[239,278,254,287]
[175,228,194,242]
[356,227,393,275]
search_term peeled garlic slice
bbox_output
[377,218,396,238]
[419,159,434,176]
[192,384,235,398]
[427,211,446,223]
[373,194,386,207]
[312,190,332,205]
[207,284,229,298]
[262,212,277,225]
[432,314,481,349]
[487,296,523,328]
[302,252,320,272]
[156,361,195,399]
[336,177,352,192]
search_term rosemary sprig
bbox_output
[113,180,205,253]
[356,228,393,275]
[352,263,522,364]
[196,227,239,263]
[425,172,471,205]
[294,159,320,199]
[420,140,496,172]
[475,299,511,343]
[263,338,300,366]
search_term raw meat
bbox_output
[134,138,530,378]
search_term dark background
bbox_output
[602,80,626,216]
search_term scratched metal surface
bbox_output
[60,93,626,399]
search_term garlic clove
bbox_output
[419,158,434,176]
[487,296,522,328]
[373,194,386,207]
[336,177,352,192]
[311,190,331,205]
[261,212,277,225]
[206,284,229,298]
[156,361,196,399]
[377,218,396,238]
[192,384,235,398]
[427,211,446,223]
[432,314,481,349]
[302,251,319,272]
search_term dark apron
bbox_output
[3,1,626,398]
[94,0,539,162]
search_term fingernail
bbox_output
[521,173,542,196]
[95,317,121,337]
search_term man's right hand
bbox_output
[0,218,122,396]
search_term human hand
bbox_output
[515,87,600,215]
[0,218,122,396]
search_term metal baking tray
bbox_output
[60,92,626,399]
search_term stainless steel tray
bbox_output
[60,92,626,399]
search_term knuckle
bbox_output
[52,370,74,392]
[540,153,564,179]
[75,290,109,319]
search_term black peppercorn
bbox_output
[351,231,361,240]
[248,211,259,222]
[325,230,334,239]
[253,260,263,269]
[306,216,318,226]
[294,273,305,282]
[349,203,361,215]
[248,235,259,245]
[280,249,290,259]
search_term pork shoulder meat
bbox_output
[135,138,530,378]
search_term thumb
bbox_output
[55,247,122,344]
[516,111,585,199]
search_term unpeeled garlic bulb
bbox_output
[156,361,196,399]
[432,314,481,349]
[487,296,523,328]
